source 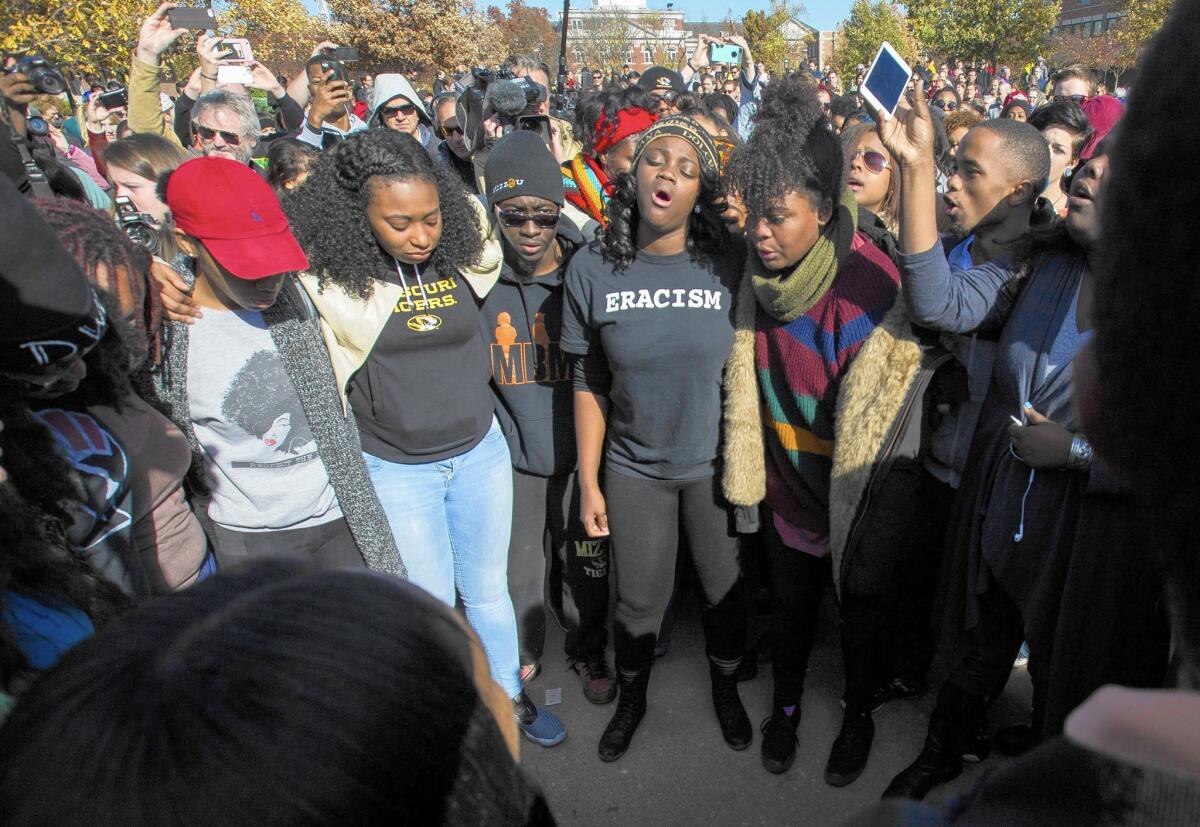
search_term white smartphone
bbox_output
[859,42,913,119]
[217,64,254,84]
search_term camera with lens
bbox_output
[3,56,68,96]
[115,196,160,256]
[316,58,351,85]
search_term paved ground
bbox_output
[521,588,1032,826]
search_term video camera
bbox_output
[3,56,68,96]
[115,196,160,256]
[456,67,550,153]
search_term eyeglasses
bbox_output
[850,149,890,174]
[496,210,560,229]
[650,89,677,102]
[441,124,463,137]
[931,99,959,111]
[1052,94,1089,104]
[381,103,418,119]
[193,124,243,145]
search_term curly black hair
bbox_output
[220,350,313,454]
[282,129,484,301]
[572,86,658,154]
[596,143,728,272]
[726,74,845,218]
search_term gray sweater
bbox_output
[153,272,406,577]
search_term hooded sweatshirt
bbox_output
[479,222,583,477]
[368,74,438,153]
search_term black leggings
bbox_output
[605,468,747,672]
[509,469,609,664]
[763,513,831,709]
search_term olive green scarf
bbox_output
[750,188,860,323]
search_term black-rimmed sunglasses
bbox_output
[931,99,959,111]
[381,103,418,119]
[496,210,559,229]
[193,124,243,145]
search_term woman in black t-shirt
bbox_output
[285,129,565,748]
[561,116,749,762]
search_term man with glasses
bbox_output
[636,67,688,116]
[1051,64,1095,104]
[432,92,475,188]
[191,90,261,165]
[931,86,961,113]
[367,73,438,152]
[479,131,614,709]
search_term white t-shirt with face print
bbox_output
[187,308,341,531]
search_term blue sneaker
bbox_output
[514,691,566,747]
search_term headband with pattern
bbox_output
[632,116,721,180]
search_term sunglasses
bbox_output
[1052,94,1089,104]
[931,99,959,111]
[193,124,243,145]
[441,124,463,137]
[851,149,890,174]
[496,209,560,229]
[381,103,418,119]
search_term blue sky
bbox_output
[520,0,855,32]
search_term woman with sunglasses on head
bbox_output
[479,132,614,704]
[721,75,902,785]
[873,79,1168,802]
[284,128,564,748]
[562,115,750,762]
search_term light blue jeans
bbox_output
[364,418,520,696]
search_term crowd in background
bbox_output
[1,0,1199,823]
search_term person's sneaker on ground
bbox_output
[571,653,616,704]
[513,690,566,747]
[760,707,800,774]
[519,663,541,684]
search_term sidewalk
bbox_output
[521,588,1033,825]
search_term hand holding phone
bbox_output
[166,6,217,30]
[860,42,913,119]
[708,41,743,66]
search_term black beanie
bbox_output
[0,177,107,372]
[484,131,564,208]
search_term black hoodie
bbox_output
[479,222,584,477]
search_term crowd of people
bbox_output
[1,0,1199,822]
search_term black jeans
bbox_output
[605,469,747,673]
[509,469,609,664]
[839,468,955,709]
[210,516,364,569]
[763,512,831,709]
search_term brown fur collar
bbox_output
[829,300,923,592]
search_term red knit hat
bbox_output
[592,107,659,156]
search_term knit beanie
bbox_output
[0,177,107,373]
[484,131,564,208]
[632,115,721,179]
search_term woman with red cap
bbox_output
[560,87,659,239]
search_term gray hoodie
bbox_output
[368,74,437,152]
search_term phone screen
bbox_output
[864,47,911,116]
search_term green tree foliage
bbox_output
[906,0,1061,64]
[1117,0,1173,62]
[834,0,917,81]
[742,2,805,77]
[486,0,560,65]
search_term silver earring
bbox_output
[694,203,701,214]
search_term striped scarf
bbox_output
[562,154,610,226]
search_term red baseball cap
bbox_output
[165,157,309,280]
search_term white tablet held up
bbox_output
[860,42,913,119]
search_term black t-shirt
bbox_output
[349,264,493,463]
[560,246,739,480]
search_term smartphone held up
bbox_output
[860,42,913,120]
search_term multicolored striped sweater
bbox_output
[756,232,901,541]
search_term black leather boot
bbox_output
[598,667,650,762]
[882,682,987,800]
[711,661,753,750]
